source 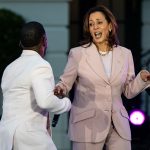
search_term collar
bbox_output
[21,50,39,56]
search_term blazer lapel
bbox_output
[85,43,109,84]
[110,46,124,83]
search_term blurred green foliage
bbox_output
[0,8,25,81]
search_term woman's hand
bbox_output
[140,70,150,82]
[54,85,65,98]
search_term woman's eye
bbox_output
[97,21,103,25]
[89,23,93,27]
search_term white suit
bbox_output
[0,50,71,150]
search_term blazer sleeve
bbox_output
[58,48,80,93]
[123,50,150,99]
[31,64,71,114]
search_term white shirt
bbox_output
[100,51,112,79]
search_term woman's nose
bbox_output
[93,24,99,29]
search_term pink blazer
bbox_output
[58,43,150,143]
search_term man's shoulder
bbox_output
[31,55,51,70]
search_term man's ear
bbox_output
[43,35,47,48]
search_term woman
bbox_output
[54,5,150,150]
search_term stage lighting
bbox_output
[129,109,145,125]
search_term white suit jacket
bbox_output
[58,43,150,143]
[0,50,71,150]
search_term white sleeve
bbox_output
[31,64,71,114]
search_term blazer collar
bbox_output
[85,43,110,84]
[110,46,124,83]
[85,43,124,84]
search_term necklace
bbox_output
[98,50,109,56]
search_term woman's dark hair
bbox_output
[20,21,45,48]
[80,5,119,48]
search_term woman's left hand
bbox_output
[140,70,150,82]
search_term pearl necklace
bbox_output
[98,50,109,56]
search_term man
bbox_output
[0,21,71,150]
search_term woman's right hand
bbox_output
[54,85,65,98]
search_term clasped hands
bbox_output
[54,85,65,98]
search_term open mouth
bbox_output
[94,32,102,38]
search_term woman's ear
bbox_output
[109,23,112,32]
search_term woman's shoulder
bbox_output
[67,44,91,62]
[115,45,132,54]
[70,45,86,51]
[69,45,88,56]
[70,43,93,53]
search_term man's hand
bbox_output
[54,85,65,98]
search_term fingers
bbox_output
[145,72,150,81]
[147,74,150,81]
[54,86,62,94]
[54,86,64,98]
[140,70,150,82]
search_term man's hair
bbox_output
[20,21,45,47]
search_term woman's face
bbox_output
[89,11,111,45]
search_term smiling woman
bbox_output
[0,8,25,82]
